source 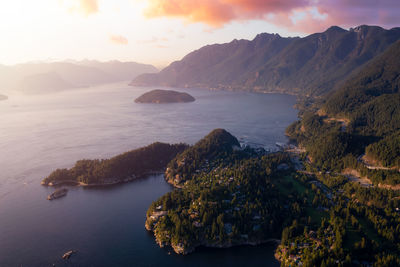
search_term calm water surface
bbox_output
[0,82,297,266]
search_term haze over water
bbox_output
[0,82,297,266]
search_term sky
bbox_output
[0,0,399,68]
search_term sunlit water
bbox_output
[0,82,297,266]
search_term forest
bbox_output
[148,153,298,254]
[42,142,188,185]
[142,129,400,266]
[144,39,400,265]
[165,128,260,186]
[366,131,400,168]
[286,40,400,184]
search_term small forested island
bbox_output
[134,89,195,104]
[0,94,8,101]
[41,142,188,186]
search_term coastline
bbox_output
[41,171,165,187]
[2,82,298,266]
[146,223,281,255]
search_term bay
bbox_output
[0,82,297,266]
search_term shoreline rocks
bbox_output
[145,214,280,255]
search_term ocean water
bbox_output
[0,82,297,266]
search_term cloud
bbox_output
[144,0,309,27]
[80,0,98,16]
[62,0,98,17]
[110,35,128,45]
[143,0,400,33]
[279,0,400,33]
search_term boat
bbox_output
[62,250,76,259]
[47,188,68,200]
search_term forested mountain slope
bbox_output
[287,40,400,180]
[132,25,400,96]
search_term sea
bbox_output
[0,82,298,266]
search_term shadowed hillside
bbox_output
[132,25,400,97]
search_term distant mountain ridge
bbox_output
[132,25,400,96]
[0,60,158,94]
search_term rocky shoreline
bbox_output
[148,225,280,255]
[145,209,280,255]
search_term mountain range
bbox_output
[132,25,400,96]
[0,60,157,94]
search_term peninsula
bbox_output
[146,129,295,255]
[41,142,188,186]
[134,89,195,104]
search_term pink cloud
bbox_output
[144,0,309,26]
[144,0,400,33]
[110,35,128,45]
[65,0,99,17]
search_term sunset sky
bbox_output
[1,0,399,68]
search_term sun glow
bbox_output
[0,0,398,67]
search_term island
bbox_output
[134,89,195,104]
[0,94,8,101]
[41,142,188,186]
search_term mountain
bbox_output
[322,40,400,137]
[132,33,296,90]
[286,40,400,180]
[77,60,158,81]
[323,40,400,116]
[0,60,158,94]
[132,25,400,96]
[17,72,75,94]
